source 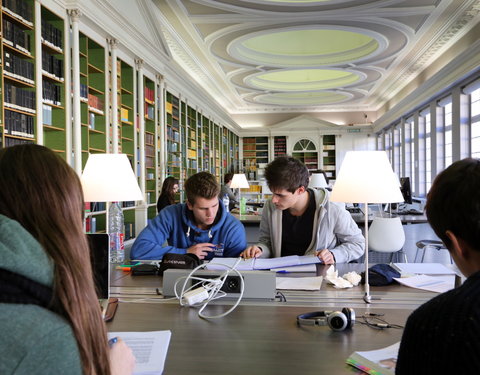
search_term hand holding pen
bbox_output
[108,337,136,375]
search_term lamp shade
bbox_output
[330,151,403,204]
[309,173,328,188]
[230,173,250,189]
[81,153,143,202]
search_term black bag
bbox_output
[361,264,400,286]
[131,263,160,276]
[158,253,202,275]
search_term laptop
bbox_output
[87,233,110,318]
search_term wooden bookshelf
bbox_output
[274,136,287,159]
[242,136,268,180]
[144,76,156,219]
[2,0,35,148]
[165,91,181,200]
[185,104,197,177]
[41,5,66,160]
[322,134,336,180]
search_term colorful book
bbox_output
[346,342,399,375]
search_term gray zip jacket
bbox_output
[256,188,365,263]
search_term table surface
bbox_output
[108,263,441,374]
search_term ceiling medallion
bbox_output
[244,68,365,91]
[249,90,353,106]
[229,27,384,67]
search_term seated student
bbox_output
[240,156,364,264]
[131,171,247,260]
[396,158,480,374]
[157,176,179,213]
[219,172,238,211]
[0,144,135,375]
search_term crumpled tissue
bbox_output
[325,266,361,289]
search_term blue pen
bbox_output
[108,337,118,347]
[276,270,289,274]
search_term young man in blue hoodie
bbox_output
[131,171,247,260]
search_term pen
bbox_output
[276,270,289,274]
[108,337,118,348]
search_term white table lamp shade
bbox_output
[330,151,403,204]
[81,153,143,202]
[309,173,328,189]
[230,174,250,189]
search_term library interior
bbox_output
[1,0,480,374]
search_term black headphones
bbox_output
[296,308,355,332]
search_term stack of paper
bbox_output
[206,255,321,271]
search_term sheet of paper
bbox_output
[393,263,455,275]
[108,331,171,375]
[393,274,455,293]
[274,264,317,273]
[276,276,323,290]
[205,258,255,271]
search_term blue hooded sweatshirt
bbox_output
[130,200,247,260]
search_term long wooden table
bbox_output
[107,263,441,374]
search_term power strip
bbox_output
[163,269,276,300]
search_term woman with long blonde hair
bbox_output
[0,144,135,374]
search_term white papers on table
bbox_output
[206,255,321,271]
[346,342,399,375]
[393,274,455,293]
[276,276,323,290]
[392,263,455,275]
[108,331,171,375]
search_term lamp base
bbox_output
[363,293,372,304]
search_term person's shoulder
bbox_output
[0,304,80,370]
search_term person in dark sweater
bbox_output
[396,158,480,374]
[157,176,179,213]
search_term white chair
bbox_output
[368,215,407,263]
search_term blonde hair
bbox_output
[0,145,110,375]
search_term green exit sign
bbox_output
[347,128,361,133]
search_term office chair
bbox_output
[368,215,407,263]
[415,239,452,263]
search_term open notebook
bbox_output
[87,233,110,318]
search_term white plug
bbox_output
[183,287,209,305]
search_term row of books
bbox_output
[42,104,53,126]
[145,155,154,168]
[42,50,64,80]
[3,19,31,55]
[145,104,154,119]
[88,93,104,111]
[167,127,180,142]
[42,79,62,106]
[41,19,63,50]
[4,136,33,147]
[167,141,179,153]
[145,132,155,145]
[3,0,33,24]
[89,113,96,129]
[80,83,88,101]
[4,83,36,111]
[120,108,129,122]
[4,109,34,138]
[4,50,34,81]
[144,86,154,102]
[145,144,155,157]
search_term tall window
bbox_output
[424,112,432,192]
[444,101,453,167]
[404,121,412,180]
[407,118,416,192]
[471,87,480,158]
[393,125,401,175]
[385,130,392,163]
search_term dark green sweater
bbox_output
[0,215,82,375]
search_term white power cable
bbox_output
[173,257,245,319]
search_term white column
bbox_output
[108,38,119,153]
[34,1,43,145]
[68,9,82,175]
[156,73,164,189]
[64,14,72,164]
[135,58,147,233]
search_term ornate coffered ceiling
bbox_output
[146,0,480,128]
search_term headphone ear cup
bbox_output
[327,311,348,332]
[341,307,355,329]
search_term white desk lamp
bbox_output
[81,153,143,258]
[230,173,250,214]
[330,151,403,303]
[309,173,328,189]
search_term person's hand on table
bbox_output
[316,249,335,264]
[240,246,263,259]
[187,243,215,260]
[109,337,136,375]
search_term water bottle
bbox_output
[109,202,125,263]
[222,194,230,212]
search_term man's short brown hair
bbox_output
[265,156,310,193]
[185,171,220,205]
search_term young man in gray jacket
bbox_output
[241,156,364,264]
